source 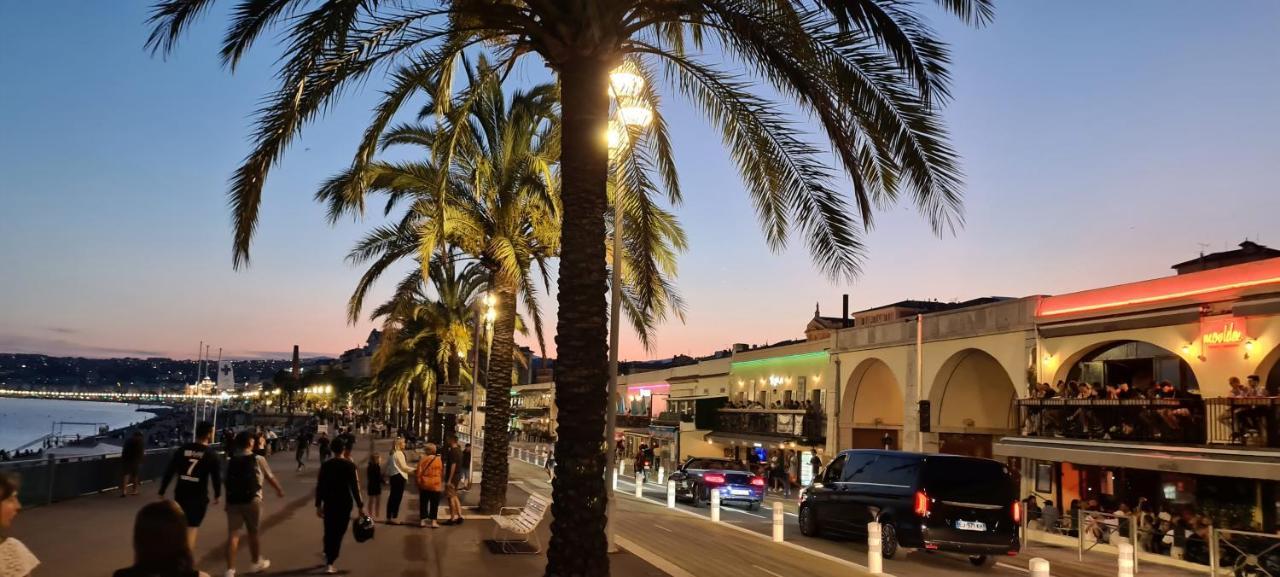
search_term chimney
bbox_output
[291,345,300,378]
[842,294,850,327]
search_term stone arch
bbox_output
[840,357,904,449]
[1050,339,1200,393]
[1252,342,1280,394]
[929,348,1018,432]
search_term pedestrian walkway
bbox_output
[7,433,665,577]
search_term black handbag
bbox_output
[353,514,376,542]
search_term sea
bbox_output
[0,397,164,452]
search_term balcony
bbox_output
[653,410,694,427]
[616,414,652,428]
[1015,397,1280,448]
[714,408,826,445]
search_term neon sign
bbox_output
[1201,316,1246,347]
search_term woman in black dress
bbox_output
[366,453,385,522]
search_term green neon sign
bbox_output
[730,350,828,370]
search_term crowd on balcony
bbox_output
[1020,379,1203,442]
[718,399,825,441]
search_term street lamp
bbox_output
[468,293,498,445]
[605,62,653,552]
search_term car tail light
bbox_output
[750,476,765,487]
[704,473,725,485]
[913,491,930,517]
[1012,501,1022,525]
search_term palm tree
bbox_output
[149,1,989,573]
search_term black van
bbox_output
[798,450,1020,567]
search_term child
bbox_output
[366,453,385,522]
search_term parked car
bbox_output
[669,457,765,510]
[798,450,1020,567]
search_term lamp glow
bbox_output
[609,69,645,99]
[618,104,653,128]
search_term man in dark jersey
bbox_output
[159,420,222,550]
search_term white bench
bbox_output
[491,493,551,554]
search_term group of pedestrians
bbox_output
[381,437,469,529]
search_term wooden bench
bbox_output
[490,493,551,554]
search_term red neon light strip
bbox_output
[1039,276,1280,317]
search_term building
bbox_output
[338,330,382,379]
[511,380,555,441]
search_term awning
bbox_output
[993,437,1280,480]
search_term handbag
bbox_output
[353,514,376,543]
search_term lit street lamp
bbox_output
[468,293,498,445]
[605,61,653,552]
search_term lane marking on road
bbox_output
[614,485,895,577]
[997,561,1029,573]
[615,534,698,577]
[751,564,786,577]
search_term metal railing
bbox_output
[1017,398,1206,444]
[1205,398,1280,448]
[715,408,826,443]
[1211,528,1280,576]
[0,448,178,508]
[1077,509,1140,572]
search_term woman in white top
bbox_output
[386,438,414,525]
[0,473,39,577]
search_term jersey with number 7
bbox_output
[160,442,222,502]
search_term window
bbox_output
[868,455,919,488]
[824,454,847,484]
[841,453,876,483]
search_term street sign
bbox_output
[437,394,461,403]
[438,405,465,415]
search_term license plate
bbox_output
[956,520,986,531]
[730,489,751,496]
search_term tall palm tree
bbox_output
[149,1,989,573]
[322,57,685,512]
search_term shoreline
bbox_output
[0,398,178,457]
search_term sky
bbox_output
[2,1,1278,361]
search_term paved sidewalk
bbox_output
[8,434,666,577]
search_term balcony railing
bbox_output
[715,408,826,444]
[616,414,652,428]
[653,411,693,426]
[1016,397,1280,448]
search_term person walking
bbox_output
[294,430,308,472]
[252,430,267,458]
[120,431,146,497]
[386,438,412,525]
[223,431,284,577]
[159,421,222,550]
[544,447,556,481]
[1,473,39,577]
[113,500,210,577]
[366,454,385,523]
[316,432,331,463]
[315,439,364,574]
[442,437,464,525]
[415,444,443,528]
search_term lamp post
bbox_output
[605,62,653,552]
[468,294,497,446]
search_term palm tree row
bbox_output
[325,56,685,513]
[149,1,988,573]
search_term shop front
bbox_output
[1003,256,1280,539]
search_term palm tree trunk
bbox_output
[440,354,461,442]
[479,279,518,513]
[545,56,612,577]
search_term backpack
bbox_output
[225,454,261,504]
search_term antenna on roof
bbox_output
[1196,242,1210,257]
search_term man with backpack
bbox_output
[223,430,284,577]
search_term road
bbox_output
[501,441,1203,577]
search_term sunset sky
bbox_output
[2,1,1278,361]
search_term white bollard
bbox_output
[612,468,619,492]
[667,480,676,508]
[635,475,644,498]
[867,522,883,574]
[710,490,721,522]
[1118,542,1135,577]
[1029,557,1050,577]
[657,465,665,486]
[772,501,785,542]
